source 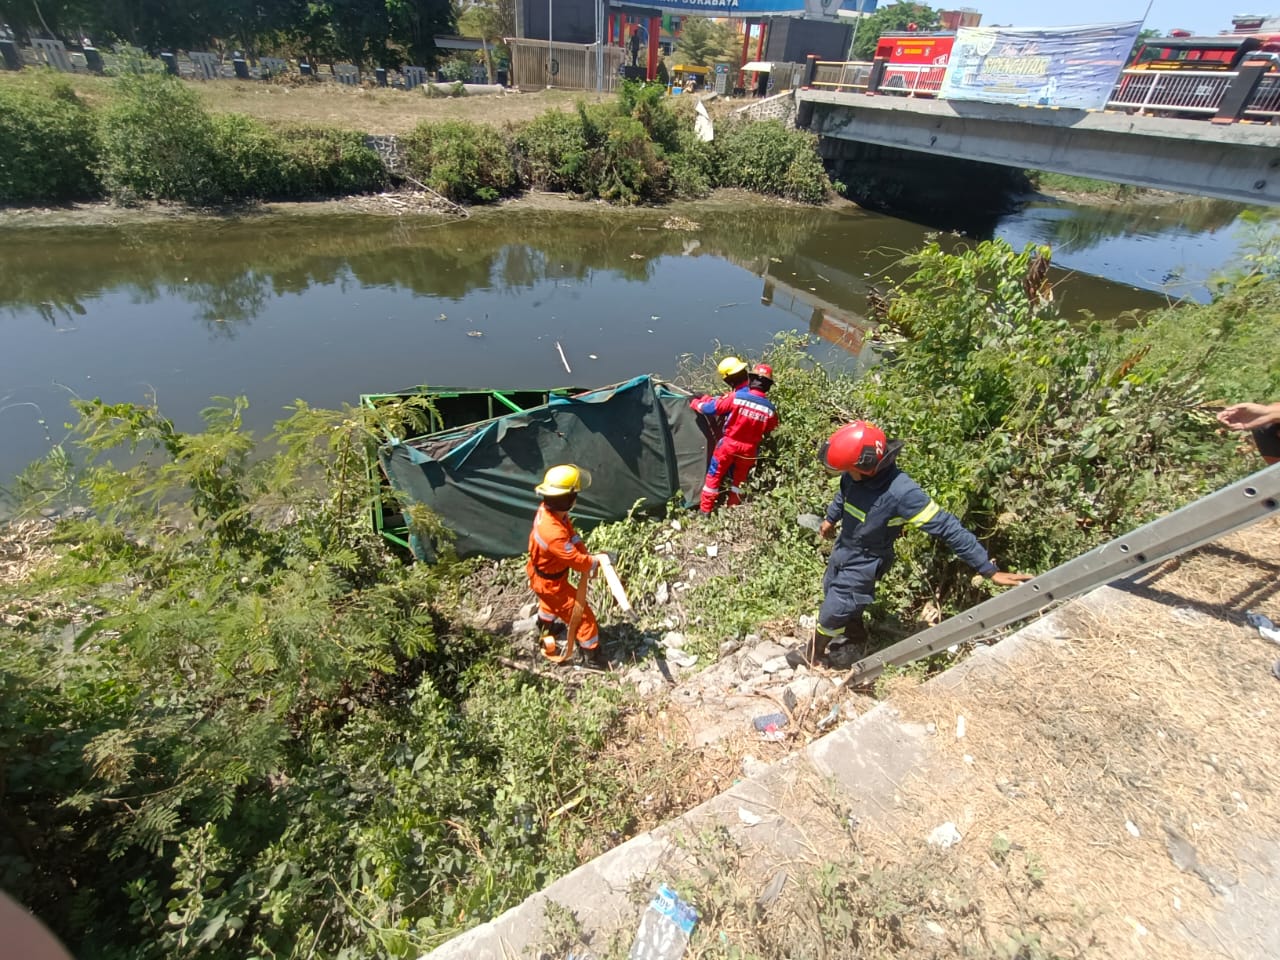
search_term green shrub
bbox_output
[513,110,589,192]
[0,79,100,204]
[576,103,666,204]
[400,119,517,203]
[98,73,223,205]
[714,118,833,203]
[277,126,386,197]
[618,79,681,154]
[666,126,715,199]
[211,113,289,199]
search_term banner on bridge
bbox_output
[938,21,1143,110]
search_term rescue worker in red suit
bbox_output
[811,421,1032,665]
[691,362,779,513]
[527,464,608,668]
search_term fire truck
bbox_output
[872,31,955,97]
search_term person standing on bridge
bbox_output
[810,420,1032,666]
[1216,400,1280,465]
[690,361,779,513]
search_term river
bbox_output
[0,194,1257,489]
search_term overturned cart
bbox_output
[370,375,713,560]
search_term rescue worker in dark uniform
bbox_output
[691,363,779,513]
[811,420,1031,664]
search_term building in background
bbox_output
[938,8,981,31]
[1230,13,1280,32]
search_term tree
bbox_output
[1130,27,1161,63]
[851,2,940,61]
[673,16,717,66]
[388,0,454,67]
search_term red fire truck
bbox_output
[874,31,955,96]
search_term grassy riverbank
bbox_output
[3,230,1276,958]
[0,72,835,209]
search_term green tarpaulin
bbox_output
[379,376,714,559]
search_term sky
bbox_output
[927,0,1243,35]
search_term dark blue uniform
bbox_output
[817,465,996,640]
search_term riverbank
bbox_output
[2,236,1275,958]
[0,186,855,228]
[1,72,835,210]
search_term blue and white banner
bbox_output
[939,21,1143,109]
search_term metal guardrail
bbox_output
[812,60,872,92]
[1107,68,1234,114]
[880,63,947,97]
[1244,75,1280,118]
[848,461,1280,685]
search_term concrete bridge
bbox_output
[790,90,1280,206]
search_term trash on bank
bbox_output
[629,884,698,960]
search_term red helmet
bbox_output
[752,363,773,379]
[819,421,888,475]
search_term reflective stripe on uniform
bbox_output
[816,621,844,637]
[843,503,866,522]
[730,486,742,494]
[533,529,550,549]
[905,500,941,528]
[703,484,720,494]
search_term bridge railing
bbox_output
[880,63,948,97]
[1243,74,1280,119]
[1106,68,1233,115]
[812,60,872,92]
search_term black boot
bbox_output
[579,643,609,670]
[808,633,830,666]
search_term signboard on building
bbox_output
[938,21,1142,109]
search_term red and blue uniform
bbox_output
[691,386,778,513]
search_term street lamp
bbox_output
[837,0,867,61]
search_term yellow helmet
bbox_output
[717,356,748,379]
[535,464,592,497]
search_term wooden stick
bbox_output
[597,554,632,612]
[555,340,572,374]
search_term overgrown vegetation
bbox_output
[1026,169,1146,200]
[5,232,1275,958]
[0,395,647,958]
[588,236,1277,654]
[0,73,834,207]
[0,78,100,203]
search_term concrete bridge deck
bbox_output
[795,90,1280,206]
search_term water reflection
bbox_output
[0,205,1167,486]
[995,195,1260,301]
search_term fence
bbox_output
[506,38,625,92]
[880,63,947,97]
[1106,69,1234,115]
[812,60,872,92]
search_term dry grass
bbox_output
[604,516,1280,960]
[0,71,612,133]
[876,514,1280,959]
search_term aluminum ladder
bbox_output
[849,461,1280,684]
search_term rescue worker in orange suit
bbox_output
[690,362,779,513]
[811,421,1032,665]
[527,464,608,667]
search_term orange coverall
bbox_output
[526,503,599,649]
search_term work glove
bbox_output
[689,395,710,412]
